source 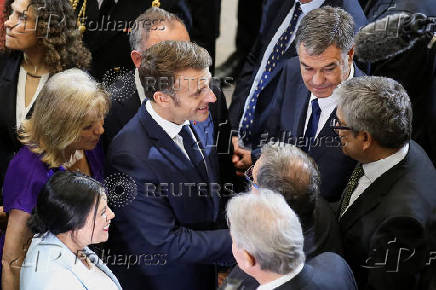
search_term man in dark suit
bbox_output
[229,0,367,177]
[103,6,236,198]
[236,7,363,201]
[226,189,356,290]
[106,41,234,290]
[334,76,436,289]
[221,143,343,289]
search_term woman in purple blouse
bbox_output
[1,68,109,289]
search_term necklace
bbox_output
[26,72,42,78]
[70,0,87,33]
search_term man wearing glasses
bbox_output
[333,76,436,290]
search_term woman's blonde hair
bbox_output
[20,68,110,167]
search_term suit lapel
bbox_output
[138,104,208,182]
[83,247,121,289]
[286,82,310,137]
[339,155,407,231]
[309,110,338,161]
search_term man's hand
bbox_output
[231,136,252,176]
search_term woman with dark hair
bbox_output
[20,171,120,289]
[0,0,91,190]
[1,68,109,290]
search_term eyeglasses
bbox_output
[330,117,353,132]
[244,165,258,189]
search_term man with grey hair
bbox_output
[334,76,436,290]
[226,189,356,290]
[245,6,365,202]
[255,143,342,256]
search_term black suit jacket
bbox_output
[340,141,436,290]
[249,58,364,201]
[0,51,23,191]
[228,0,367,130]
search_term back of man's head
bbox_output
[129,7,187,51]
[335,76,412,148]
[139,40,211,100]
[295,6,354,55]
[227,189,305,276]
[256,144,320,228]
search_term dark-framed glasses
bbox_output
[330,117,353,132]
[244,165,258,189]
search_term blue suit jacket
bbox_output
[250,57,365,201]
[106,102,234,290]
[20,233,122,290]
[229,0,367,130]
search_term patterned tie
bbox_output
[239,2,303,147]
[339,164,364,217]
[179,125,208,178]
[303,98,321,152]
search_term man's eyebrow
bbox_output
[324,62,337,68]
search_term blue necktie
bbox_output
[240,2,303,147]
[303,98,321,151]
[179,125,208,178]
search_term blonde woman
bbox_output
[1,68,109,290]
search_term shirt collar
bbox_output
[145,100,189,139]
[309,63,355,111]
[135,68,147,104]
[299,0,324,14]
[257,263,304,290]
[362,143,409,183]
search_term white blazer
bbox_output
[20,232,122,290]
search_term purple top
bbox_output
[0,144,104,276]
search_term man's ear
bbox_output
[131,50,142,68]
[242,250,256,268]
[153,91,171,107]
[347,46,355,63]
[360,130,372,151]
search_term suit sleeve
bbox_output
[364,216,428,290]
[108,152,235,267]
